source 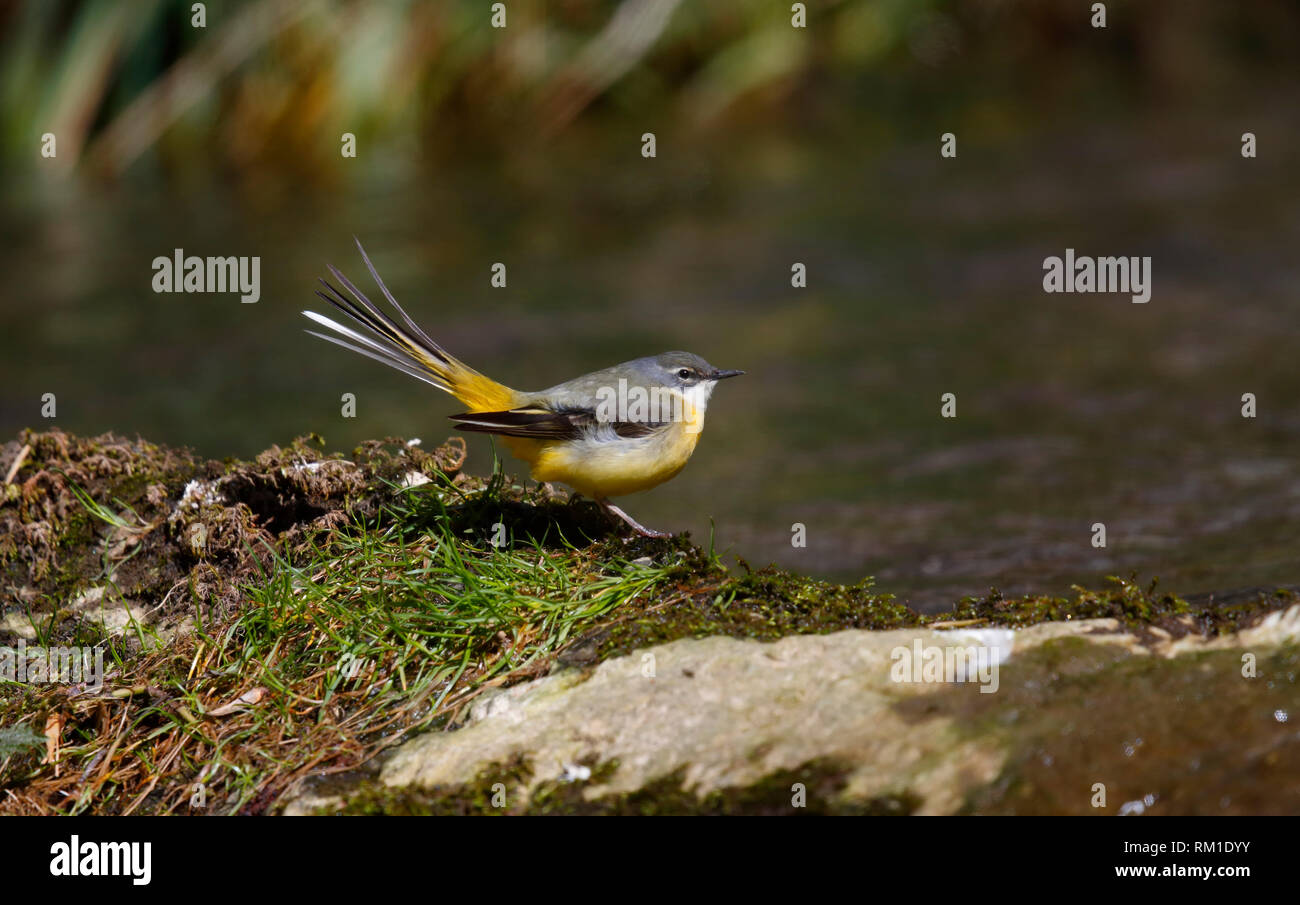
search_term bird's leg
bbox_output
[596,498,671,538]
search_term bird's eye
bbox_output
[676,368,692,379]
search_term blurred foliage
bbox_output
[1,0,1296,184]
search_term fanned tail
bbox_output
[303,239,517,412]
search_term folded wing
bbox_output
[450,407,665,441]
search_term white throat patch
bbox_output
[682,381,716,416]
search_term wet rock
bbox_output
[301,605,1300,815]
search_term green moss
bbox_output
[337,756,919,816]
[338,756,536,816]
[935,577,1300,640]
[941,575,1191,629]
[1182,586,1300,636]
[561,565,920,667]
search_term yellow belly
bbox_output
[514,423,702,499]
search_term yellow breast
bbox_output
[525,419,702,499]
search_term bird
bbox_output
[302,240,743,537]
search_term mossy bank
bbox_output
[1,429,1296,815]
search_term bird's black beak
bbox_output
[709,369,745,380]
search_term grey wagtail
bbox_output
[303,240,743,537]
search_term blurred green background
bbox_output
[2,0,1298,610]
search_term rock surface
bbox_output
[288,605,1300,815]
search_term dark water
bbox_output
[3,105,1298,612]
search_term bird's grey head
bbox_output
[565,351,742,430]
[640,351,745,389]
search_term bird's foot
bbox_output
[596,498,671,538]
